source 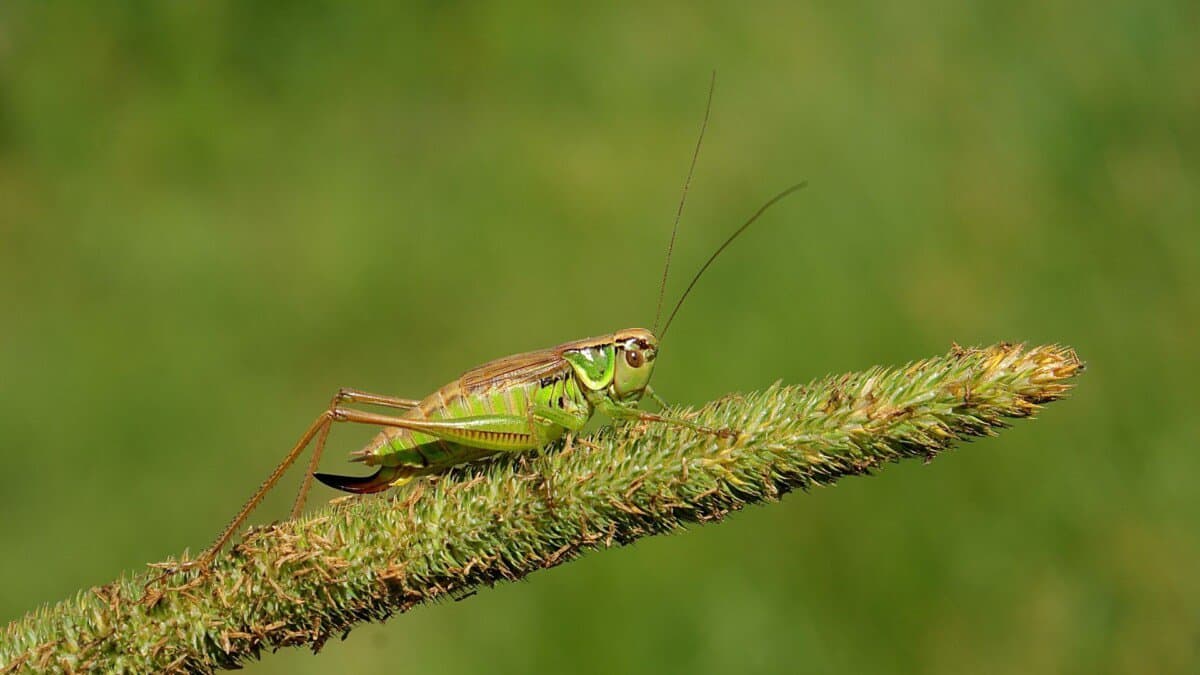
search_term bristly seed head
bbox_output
[0,342,1084,673]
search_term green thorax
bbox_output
[561,343,615,391]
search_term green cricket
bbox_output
[183,77,805,574]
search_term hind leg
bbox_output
[148,389,423,588]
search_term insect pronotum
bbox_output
[180,74,805,574]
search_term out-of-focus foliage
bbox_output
[0,2,1195,674]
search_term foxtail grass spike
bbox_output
[0,342,1083,673]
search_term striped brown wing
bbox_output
[459,347,571,393]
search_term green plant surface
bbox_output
[1,343,1082,673]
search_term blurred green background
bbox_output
[1,2,1197,673]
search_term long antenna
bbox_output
[659,181,808,341]
[653,70,716,335]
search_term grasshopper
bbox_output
[179,78,804,575]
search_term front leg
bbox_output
[645,385,671,410]
[595,397,734,439]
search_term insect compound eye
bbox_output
[625,349,644,368]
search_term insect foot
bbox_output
[693,420,739,441]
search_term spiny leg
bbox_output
[645,385,671,410]
[150,388,420,585]
[599,398,734,439]
[632,410,735,439]
[334,387,421,410]
[145,409,335,588]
